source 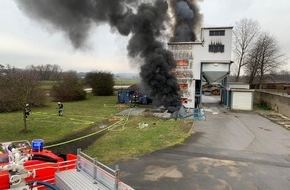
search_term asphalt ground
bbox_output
[119,105,290,190]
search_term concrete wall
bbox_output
[254,90,290,117]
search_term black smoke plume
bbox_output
[15,0,135,48]
[170,0,203,42]
[15,0,181,111]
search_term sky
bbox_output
[0,0,289,74]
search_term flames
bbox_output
[181,98,188,104]
[179,83,188,90]
[176,60,189,66]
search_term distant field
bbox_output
[40,80,55,91]
[40,78,140,89]
[114,78,140,86]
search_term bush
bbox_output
[258,101,272,110]
[85,71,114,96]
[0,68,46,112]
[50,71,86,102]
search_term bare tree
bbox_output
[245,39,264,85]
[0,66,46,112]
[26,64,62,81]
[245,33,284,87]
[233,18,260,81]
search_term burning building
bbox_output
[167,1,233,115]
[168,27,233,109]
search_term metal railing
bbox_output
[76,149,133,190]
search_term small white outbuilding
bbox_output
[229,83,254,111]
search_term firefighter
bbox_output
[57,102,63,116]
[131,91,140,107]
[23,103,31,119]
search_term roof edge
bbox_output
[202,26,234,30]
[168,42,203,45]
[201,60,234,64]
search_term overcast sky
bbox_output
[0,0,289,74]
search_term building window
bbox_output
[181,98,188,104]
[176,60,189,66]
[209,44,224,53]
[209,30,225,36]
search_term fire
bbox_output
[181,98,188,104]
[180,84,188,90]
[177,60,189,66]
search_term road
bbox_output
[119,105,290,190]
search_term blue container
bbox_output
[118,90,135,104]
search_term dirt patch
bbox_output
[257,110,290,131]
[46,122,110,155]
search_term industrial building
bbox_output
[168,26,234,110]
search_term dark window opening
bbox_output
[209,30,225,36]
[181,98,188,104]
[209,44,224,53]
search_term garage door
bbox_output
[231,92,253,111]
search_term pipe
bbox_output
[27,181,60,190]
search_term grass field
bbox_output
[85,116,193,164]
[0,93,193,164]
[0,94,120,142]
[39,80,55,91]
[114,78,140,86]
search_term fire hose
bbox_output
[44,108,132,148]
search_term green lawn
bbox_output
[85,116,193,164]
[0,94,120,142]
[114,78,140,86]
[0,94,193,164]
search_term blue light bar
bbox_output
[32,139,44,152]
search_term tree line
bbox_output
[0,64,114,113]
[233,18,287,87]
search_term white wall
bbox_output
[202,63,229,72]
[229,83,250,89]
[191,27,233,80]
[201,27,233,61]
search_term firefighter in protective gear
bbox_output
[58,102,63,116]
[23,104,31,119]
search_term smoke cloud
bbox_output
[15,0,135,48]
[15,0,183,111]
[170,0,203,42]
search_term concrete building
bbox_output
[168,27,233,109]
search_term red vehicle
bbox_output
[0,140,134,190]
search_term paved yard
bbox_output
[119,106,290,190]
